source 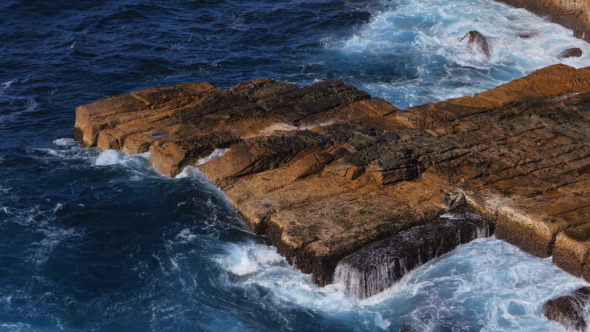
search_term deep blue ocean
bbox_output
[2,0,590,331]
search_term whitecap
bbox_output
[52,138,77,147]
[0,97,38,123]
[95,149,126,166]
[211,235,586,330]
[94,150,150,169]
[215,242,284,276]
[327,0,590,108]
[176,228,197,243]
[174,166,201,179]
[196,148,230,165]
[52,203,64,213]
[2,207,11,215]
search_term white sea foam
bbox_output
[5,204,82,267]
[440,210,482,220]
[173,150,230,178]
[360,237,585,331]
[196,148,230,165]
[29,226,79,266]
[32,142,94,164]
[328,0,590,108]
[215,242,284,276]
[175,228,197,243]
[94,149,150,168]
[215,242,384,326]
[95,150,126,166]
[0,97,38,124]
[52,138,77,147]
[174,166,201,179]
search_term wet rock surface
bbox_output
[74,64,590,292]
[543,287,590,331]
[460,30,491,58]
[333,207,493,299]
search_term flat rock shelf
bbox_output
[74,64,590,309]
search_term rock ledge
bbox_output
[74,65,590,295]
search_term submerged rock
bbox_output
[74,64,590,287]
[460,30,491,58]
[517,31,539,39]
[543,287,590,331]
[557,47,583,59]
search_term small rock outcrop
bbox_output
[334,207,492,299]
[543,287,590,331]
[74,64,590,294]
[517,31,539,39]
[460,30,491,58]
[558,47,583,59]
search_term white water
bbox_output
[32,1,590,328]
[215,237,587,331]
[169,164,586,331]
[35,134,589,331]
[196,148,230,166]
[328,0,590,108]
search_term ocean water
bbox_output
[1,0,590,331]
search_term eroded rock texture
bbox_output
[543,287,590,331]
[74,64,590,291]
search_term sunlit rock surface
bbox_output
[74,64,590,293]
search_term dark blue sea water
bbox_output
[2,0,590,331]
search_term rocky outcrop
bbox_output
[74,64,590,294]
[460,30,491,58]
[558,47,584,59]
[543,287,590,331]
[496,0,590,42]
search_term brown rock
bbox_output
[73,64,590,289]
[496,0,590,42]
